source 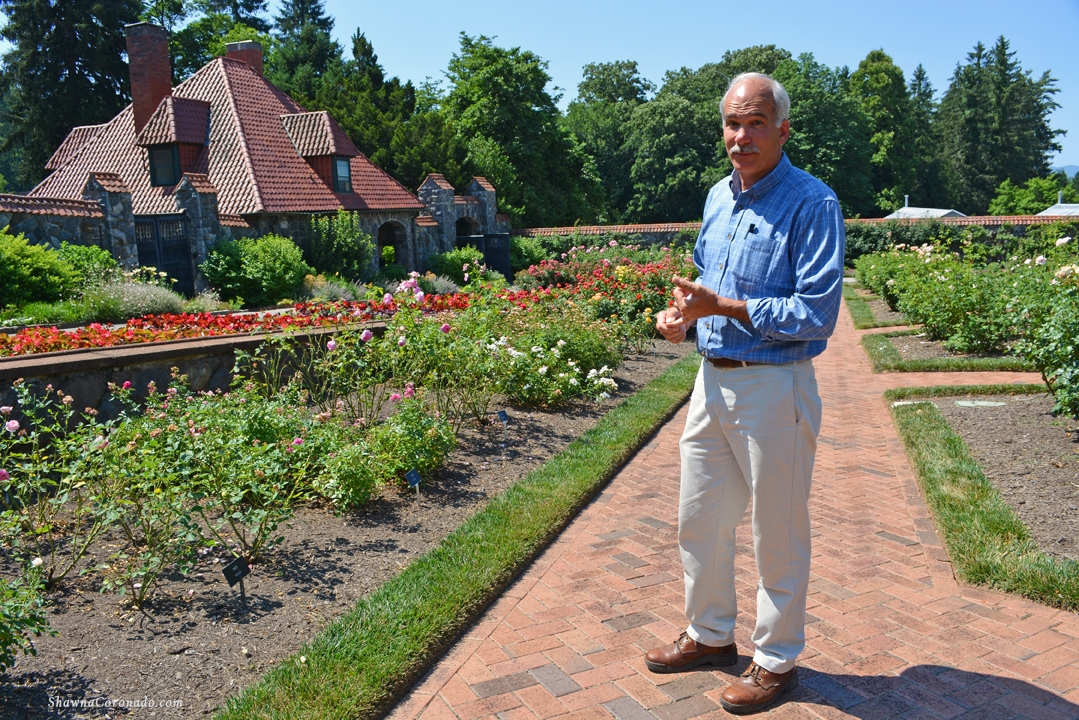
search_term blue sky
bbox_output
[310,0,1079,169]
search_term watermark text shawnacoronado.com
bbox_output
[49,695,183,711]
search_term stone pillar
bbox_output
[174,173,221,292]
[466,177,498,234]
[417,174,457,252]
[82,173,137,267]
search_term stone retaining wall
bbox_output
[0,325,384,422]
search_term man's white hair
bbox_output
[721,72,790,127]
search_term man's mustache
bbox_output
[728,145,760,154]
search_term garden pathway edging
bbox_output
[387,304,1079,720]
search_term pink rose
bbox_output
[0,406,11,415]
[360,329,374,342]
[404,382,415,399]
[122,381,132,389]
[463,273,469,283]
[398,337,406,347]
[440,323,451,333]
[0,469,9,482]
[383,293,393,305]
[390,393,402,402]
[414,291,425,303]
[5,420,19,433]
[326,340,337,351]
[292,437,304,445]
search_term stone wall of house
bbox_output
[82,175,139,267]
[0,212,99,248]
[173,175,222,292]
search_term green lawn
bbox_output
[861,330,1032,373]
[842,282,908,330]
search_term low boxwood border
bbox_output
[842,283,908,330]
[215,353,702,720]
[886,384,1079,611]
[861,330,1032,373]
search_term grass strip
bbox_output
[889,393,1079,610]
[215,353,702,720]
[861,332,1032,373]
[842,283,908,329]
[884,384,1046,401]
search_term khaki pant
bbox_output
[678,358,821,673]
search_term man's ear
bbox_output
[778,119,790,146]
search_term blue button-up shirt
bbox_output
[694,153,845,364]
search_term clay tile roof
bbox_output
[512,222,702,237]
[218,213,251,227]
[136,96,211,146]
[415,213,438,228]
[45,124,105,171]
[471,176,496,192]
[280,111,359,157]
[181,173,216,193]
[87,172,130,193]
[848,215,1069,227]
[0,194,103,218]
[423,173,454,191]
[30,56,423,216]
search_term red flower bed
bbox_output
[0,294,478,358]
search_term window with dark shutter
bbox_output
[332,156,352,193]
[149,145,180,187]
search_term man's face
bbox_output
[722,80,790,189]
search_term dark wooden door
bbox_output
[134,215,195,296]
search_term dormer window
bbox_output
[149,145,179,186]
[333,156,352,193]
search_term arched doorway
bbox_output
[455,216,479,238]
[377,221,407,269]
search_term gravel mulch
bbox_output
[0,342,697,719]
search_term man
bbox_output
[646,73,844,715]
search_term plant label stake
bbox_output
[223,556,251,606]
[406,468,422,501]
[497,409,509,460]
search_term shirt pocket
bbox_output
[730,234,781,285]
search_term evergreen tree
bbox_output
[907,64,947,207]
[203,0,269,32]
[562,61,652,221]
[443,34,601,226]
[0,0,141,189]
[316,30,415,173]
[849,50,917,214]
[937,37,1063,214]
[268,0,340,107]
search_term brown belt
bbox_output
[706,357,765,369]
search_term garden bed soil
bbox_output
[889,333,1007,362]
[930,393,1079,564]
[866,299,906,325]
[0,342,698,719]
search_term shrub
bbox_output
[317,443,381,509]
[428,246,484,285]
[371,398,456,486]
[57,242,118,288]
[301,274,356,302]
[201,235,312,308]
[373,263,408,286]
[0,232,79,308]
[182,290,229,314]
[0,568,53,672]
[425,273,459,296]
[510,234,547,274]
[307,211,376,281]
[82,282,185,321]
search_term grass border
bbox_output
[842,283,909,330]
[887,385,1079,611]
[214,353,702,720]
[861,332,1033,373]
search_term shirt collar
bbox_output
[729,152,792,201]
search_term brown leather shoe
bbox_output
[644,632,737,673]
[719,662,798,714]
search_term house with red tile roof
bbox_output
[4,22,509,294]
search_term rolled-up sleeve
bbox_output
[744,197,845,341]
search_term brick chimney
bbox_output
[126,23,172,134]
[226,41,264,76]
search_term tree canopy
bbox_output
[0,5,1068,224]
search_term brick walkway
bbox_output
[389,307,1079,720]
